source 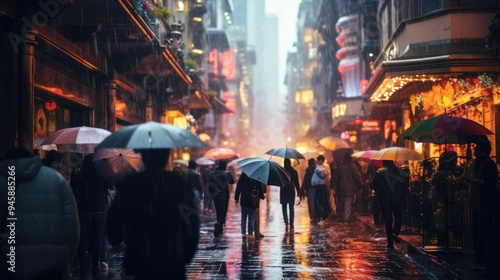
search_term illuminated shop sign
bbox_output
[208,49,236,80]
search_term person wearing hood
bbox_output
[0,147,79,280]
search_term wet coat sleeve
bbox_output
[60,179,79,260]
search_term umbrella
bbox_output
[370,147,424,161]
[34,137,57,151]
[265,146,306,161]
[319,136,350,150]
[351,150,379,159]
[195,157,215,165]
[400,115,494,144]
[174,159,189,166]
[40,126,111,153]
[93,148,143,184]
[203,148,238,160]
[95,121,207,150]
[236,156,291,186]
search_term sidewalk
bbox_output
[357,215,500,280]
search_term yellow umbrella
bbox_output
[319,136,350,150]
[370,147,424,161]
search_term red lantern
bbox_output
[44,101,57,112]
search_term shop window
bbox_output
[34,97,91,139]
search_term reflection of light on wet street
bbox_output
[183,185,438,279]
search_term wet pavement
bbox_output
[70,186,496,279]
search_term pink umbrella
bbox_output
[351,150,379,160]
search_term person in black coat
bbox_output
[369,160,409,249]
[71,154,110,274]
[107,149,199,279]
[235,172,265,237]
[281,158,301,231]
[208,160,235,237]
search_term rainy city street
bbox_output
[72,186,439,280]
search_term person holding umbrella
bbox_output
[235,172,265,237]
[107,149,200,279]
[209,160,235,237]
[369,160,409,249]
[281,158,301,232]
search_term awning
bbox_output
[183,91,212,110]
[207,28,230,51]
[366,54,500,102]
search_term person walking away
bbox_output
[209,160,235,237]
[302,158,317,222]
[71,154,111,274]
[183,160,204,211]
[369,160,408,248]
[332,150,362,223]
[281,158,301,232]
[201,165,215,214]
[467,141,500,271]
[235,172,265,237]
[311,155,331,224]
[0,147,79,280]
[107,149,199,279]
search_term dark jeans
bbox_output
[241,206,256,235]
[78,211,106,269]
[380,201,402,246]
[282,202,295,227]
[213,195,229,226]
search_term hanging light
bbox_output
[177,0,185,12]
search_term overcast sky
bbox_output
[265,0,301,96]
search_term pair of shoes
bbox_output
[255,233,264,238]
[100,262,108,272]
[242,233,247,238]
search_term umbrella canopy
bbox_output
[95,121,207,150]
[236,156,291,187]
[93,148,143,184]
[195,157,215,165]
[370,147,424,161]
[351,150,379,159]
[203,148,238,160]
[264,146,305,161]
[40,126,111,153]
[319,136,350,150]
[174,159,189,166]
[400,115,494,144]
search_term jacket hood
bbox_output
[0,155,42,181]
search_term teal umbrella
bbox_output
[236,156,291,187]
[95,121,207,150]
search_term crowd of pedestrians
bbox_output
[1,141,499,279]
